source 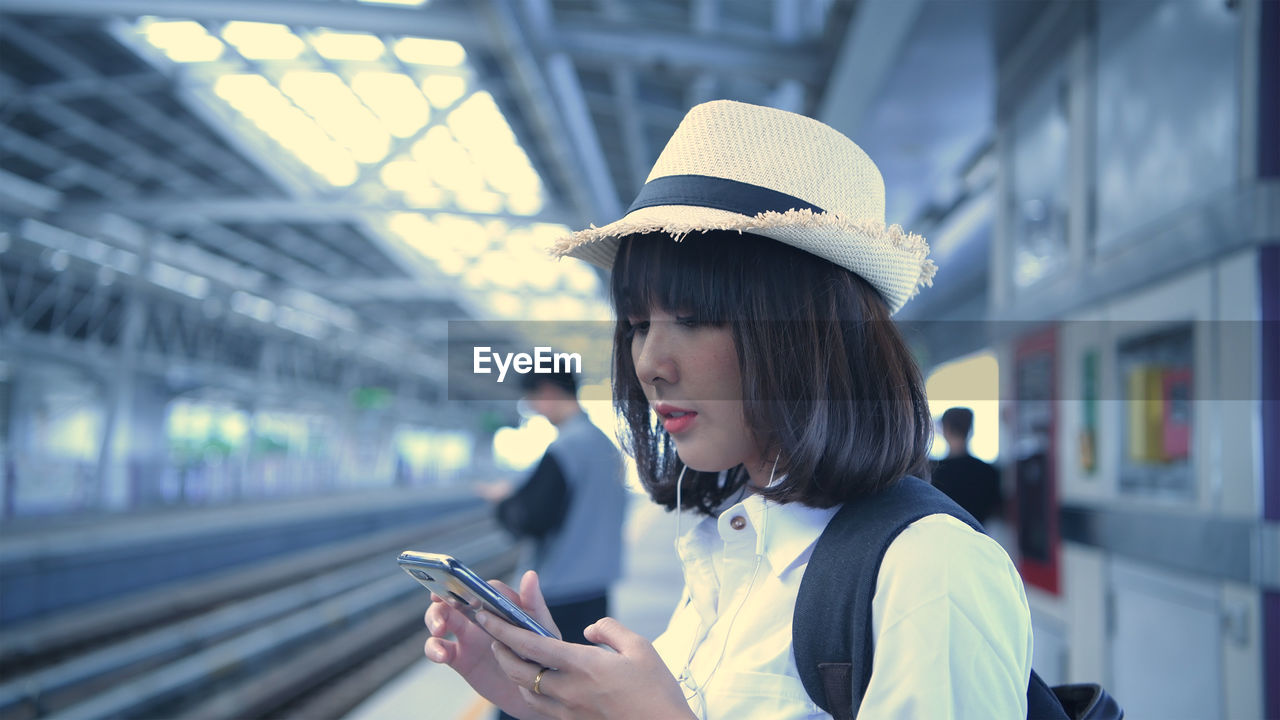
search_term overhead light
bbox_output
[222,21,305,60]
[359,0,429,6]
[394,37,466,66]
[311,31,386,61]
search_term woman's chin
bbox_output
[673,448,734,474]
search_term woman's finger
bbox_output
[488,574,560,639]
[490,639,540,683]
[423,636,456,664]
[583,617,647,655]
[477,610,574,669]
[488,578,521,604]
[518,684,565,719]
[425,599,466,638]
[517,571,561,636]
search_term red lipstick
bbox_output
[654,403,697,434]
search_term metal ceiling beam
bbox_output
[610,67,650,197]
[0,124,135,198]
[62,198,571,227]
[522,0,621,224]
[593,0,649,198]
[769,0,807,113]
[816,0,926,137]
[0,23,263,193]
[687,0,719,107]
[0,0,820,82]
[0,0,488,43]
[466,0,596,225]
[10,218,447,382]
[321,278,454,304]
[558,19,819,84]
[0,168,62,215]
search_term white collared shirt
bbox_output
[651,495,1033,720]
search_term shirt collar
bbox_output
[721,495,840,578]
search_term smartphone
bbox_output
[398,551,556,639]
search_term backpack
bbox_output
[792,476,1123,720]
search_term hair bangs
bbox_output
[609,233,736,323]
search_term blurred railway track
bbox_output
[0,507,516,720]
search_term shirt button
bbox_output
[729,515,747,530]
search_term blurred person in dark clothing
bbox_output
[485,370,627,720]
[931,407,1003,526]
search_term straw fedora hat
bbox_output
[552,99,935,315]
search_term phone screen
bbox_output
[398,551,556,639]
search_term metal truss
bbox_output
[0,223,448,418]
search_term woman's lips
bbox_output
[661,411,697,434]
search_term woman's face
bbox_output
[627,306,762,476]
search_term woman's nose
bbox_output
[633,322,678,386]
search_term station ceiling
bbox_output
[0,0,996,415]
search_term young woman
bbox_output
[424,100,1032,719]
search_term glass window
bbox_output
[1095,0,1238,247]
[1011,61,1071,289]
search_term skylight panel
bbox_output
[352,72,431,138]
[387,213,468,274]
[394,37,466,66]
[506,194,544,216]
[434,214,489,259]
[456,189,505,214]
[487,292,522,318]
[141,20,224,63]
[562,260,599,294]
[279,71,391,164]
[214,74,359,186]
[311,31,386,61]
[380,159,433,192]
[221,21,305,60]
[404,186,446,208]
[448,92,516,147]
[421,75,467,108]
[412,126,484,192]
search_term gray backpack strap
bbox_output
[792,476,980,718]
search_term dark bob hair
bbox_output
[610,230,933,516]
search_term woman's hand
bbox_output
[482,608,695,720]
[423,571,560,719]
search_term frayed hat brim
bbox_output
[552,205,935,315]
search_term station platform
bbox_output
[343,493,687,720]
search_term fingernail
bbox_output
[475,610,488,626]
[428,647,442,661]
[491,641,500,653]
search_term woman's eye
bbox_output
[626,320,650,336]
[675,315,700,327]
